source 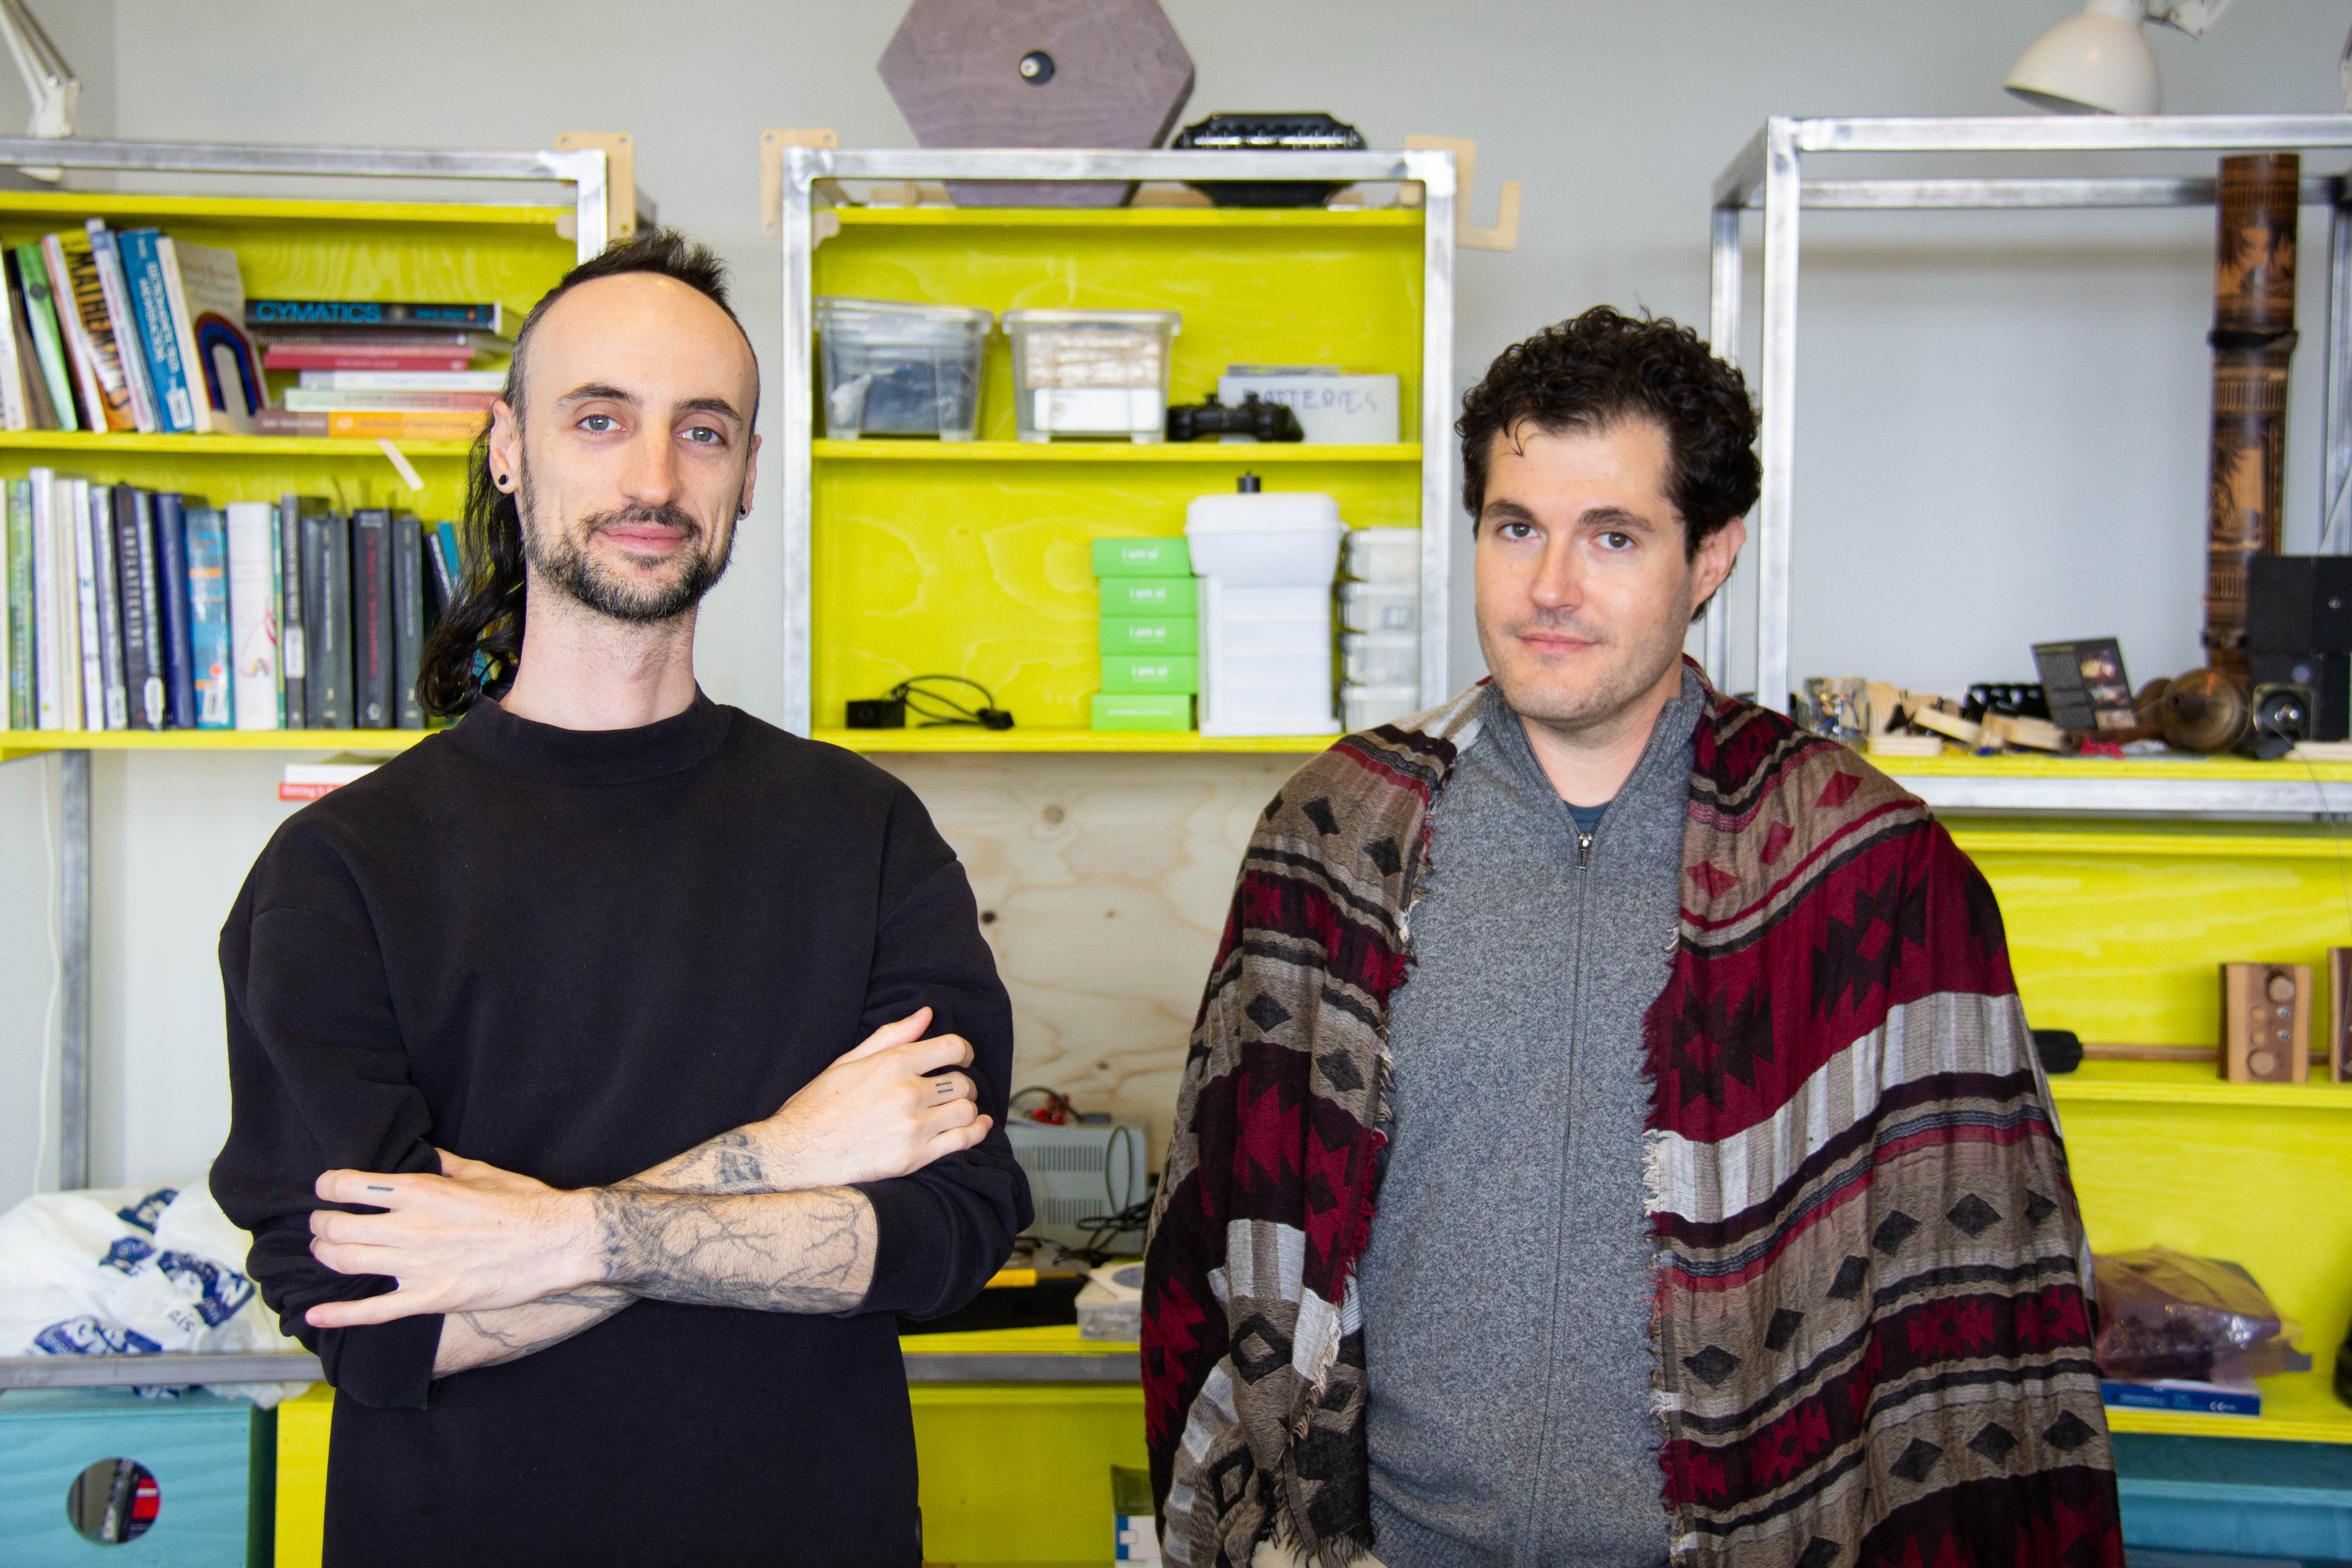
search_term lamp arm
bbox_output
[2147,0,2236,40]
[0,0,74,140]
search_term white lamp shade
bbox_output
[2005,7,2161,116]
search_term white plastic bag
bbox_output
[0,1183,313,1406]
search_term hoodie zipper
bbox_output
[1576,827,1595,870]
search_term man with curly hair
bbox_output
[1144,309,2120,1568]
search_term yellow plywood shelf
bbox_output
[813,439,1419,464]
[0,730,427,760]
[812,726,1332,755]
[2106,1371,2352,1444]
[0,190,568,228]
[0,431,477,458]
[833,205,1420,231]
[2049,1059,2352,1110]
[900,1324,1135,1358]
[1888,751,2352,782]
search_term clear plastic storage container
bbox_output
[1342,528,1421,583]
[1004,308,1181,442]
[815,297,992,440]
[1185,478,1345,738]
[1340,633,1419,686]
[1342,684,1421,732]
[1338,580,1419,635]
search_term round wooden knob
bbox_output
[2251,1048,2279,1076]
[2269,973,2296,1003]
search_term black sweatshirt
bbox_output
[209,692,1029,1567]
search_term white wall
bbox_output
[0,0,2336,1208]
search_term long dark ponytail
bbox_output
[415,227,754,718]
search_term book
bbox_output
[153,493,196,730]
[225,501,277,731]
[0,482,9,721]
[422,517,456,609]
[0,249,27,432]
[184,507,232,727]
[260,346,478,374]
[392,514,425,729]
[5,480,28,728]
[351,509,392,728]
[435,520,462,594]
[302,510,350,729]
[49,230,137,433]
[158,238,261,435]
[87,485,128,729]
[2100,1377,2261,1416]
[27,469,58,728]
[298,369,505,392]
[15,245,78,431]
[118,229,195,434]
[277,495,329,729]
[253,407,489,440]
[278,389,498,413]
[248,299,503,334]
[65,477,100,726]
[113,487,162,729]
[8,255,57,430]
[84,222,158,433]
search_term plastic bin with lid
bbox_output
[1342,527,1420,583]
[1342,684,1421,733]
[1338,579,1419,636]
[1341,632,1418,686]
[1005,308,1181,442]
[815,297,992,440]
[1184,476,1344,737]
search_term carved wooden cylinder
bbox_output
[2203,152,2300,679]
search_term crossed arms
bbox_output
[301,1008,990,1377]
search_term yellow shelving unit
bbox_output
[776,145,1459,740]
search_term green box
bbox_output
[1100,577,1197,616]
[1092,537,1192,577]
[1091,692,1193,731]
[1099,616,1199,656]
[1101,655,1199,694]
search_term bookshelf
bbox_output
[0,141,645,1374]
[775,146,1461,742]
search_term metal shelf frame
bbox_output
[0,135,645,1206]
[1703,113,2352,723]
[775,146,1461,737]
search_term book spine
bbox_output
[47,234,115,433]
[89,486,127,729]
[392,514,424,729]
[69,480,101,727]
[54,478,80,729]
[260,349,475,373]
[303,512,350,729]
[280,389,498,412]
[185,508,232,728]
[423,515,456,611]
[351,510,392,728]
[154,237,212,435]
[8,255,55,431]
[0,477,8,721]
[5,480,28,729]
[16,245,78,432]
[0,247,26,432]
[329,409,488,440]
[121,231,194,434]
[27,468,56,728]
[111,487,153,729]
[154,493,195,729]
[300,370,507,392]
[54,233,134,433]
[85,222,158,433]
[126,490,164,728]
[225,501,277,731]
[248,299,501,332]
[278,496,307,730]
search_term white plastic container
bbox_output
[814,297,992,440]
[1185,478,1345,737]
[1004,308,1181,442]
[1341,683,1422,732]
[1338,580,1419,636]
[1340,633,1419,686]
[1218,370,1402,445]
[1342,528,1421,583]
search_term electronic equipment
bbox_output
[1962,682,2051,723]
[2031,1029,2083,1074]
[1165,391,1303,443]
[846,698,906,729]
[2221,962,2310,1083]
[2250,650,2350,742]
[2033,638,2139,735]
[2333,948,2352,1085]
[1170,113,1366,206]
[2247,556,2352,653]
[1007,1118,1148,1249]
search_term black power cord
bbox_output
[891,675,1014,731]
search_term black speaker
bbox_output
[2247,556,2352,653]
[2249,650,2350,741]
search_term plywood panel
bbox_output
[870,749,1311,1170]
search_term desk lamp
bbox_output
[2004,0,2232,115]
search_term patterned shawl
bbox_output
[1143,668,2120,1568]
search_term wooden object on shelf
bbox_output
[553,132,639,244]
[2221,961,2311,1082]
[1401,135,1521,252]
[762,128,840,236]
[2157,665,2252,752]
[2334,947,2352,1083]
[2202,152,2300,681]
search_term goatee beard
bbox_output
[519,466,734,625]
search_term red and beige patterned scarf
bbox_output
[1144,668,2120,1568]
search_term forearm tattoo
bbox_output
[588,1187,872,1314]
[623,1129,782,1196]
[442,1287,634,1374]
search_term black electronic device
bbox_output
[1171,113,1366,207]
[2030,1029,2083,1075]
[2248,555,2352,654]
[893,674,1014,731]
[2248,650,2349,741]
[1166,392,1304,444]
[846,698,907,729]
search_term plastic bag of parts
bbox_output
[2092,1245,2305,1381]
[0,1183,312,1406]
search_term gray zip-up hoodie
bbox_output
[1355,671,1703,1567]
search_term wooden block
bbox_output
[2221,961,2311,1083]
[2333,948,2352,1084]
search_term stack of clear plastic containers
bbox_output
[814,297,993,440]
[1338,528,1421,731]
[1003,308,1181,442]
